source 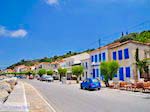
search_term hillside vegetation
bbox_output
[115,30,150,43]
[7,30,150,69]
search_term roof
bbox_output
[15,65,26,68]
[39,62,51,65]
[109,40,150,49]
[89,42,120,54]
[89,40,150,53]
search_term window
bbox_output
[124,48,129,59]
[126,67,130,78]
[119,67,124,81]
[112,51,117,60]
[118,50,123,60]
[91,56,94,62]
[99,53,101,62]
[85,62,88,69]
[95,55,98,62]
[102,52,106,61]
[93,69,95,78]
[96,69,99,77]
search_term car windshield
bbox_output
[91,79,99,83]
[46,76,52,78]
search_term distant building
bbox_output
[3,69,14,73]
[35,62,51,72]
[14,65,26,73]
[81,58,91,80]
[60,52,90,79]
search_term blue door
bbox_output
[93,69,95,78]
[119,67,124,81]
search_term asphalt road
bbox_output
[24,80,150,112]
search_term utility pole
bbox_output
[98,38,101,49]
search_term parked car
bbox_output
[45,76,54,82]
[29,75,34,79]
[40,75,54,82]
[80,78,101,90]
[53,75,59,80]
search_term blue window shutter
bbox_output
[124,48,129,59]
[91,56,94,62]
[112,51,117,60]
[102,52,106,61]
[118,50,123,60]
[95,55,97,62]
[126,67,130,78]
[119,67,124,81]
[99,54,101,62]
[86,62,88,69]
[93,69,95,78]
[96,69,99,77]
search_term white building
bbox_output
[81,58,91,80]
[60,53,90,79]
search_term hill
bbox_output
[7,30,150,69]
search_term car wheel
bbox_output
[81,85,83,89]
[98,88,100,90]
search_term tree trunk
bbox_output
[60,75,62,81]
[105,80,109,87]
[135,65,138,82]
[76,76,79,83]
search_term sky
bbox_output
[0,0,150,68]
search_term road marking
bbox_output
[22,82,29,112]
[25,83,57,112]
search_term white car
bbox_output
[45,76,54,82]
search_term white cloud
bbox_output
[10,29,27,38]
[0,26,27,38]
[46,0,59,5]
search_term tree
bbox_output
[47,70,53,76]
[134,48,140,82]
[38,69,46,77]
[58,68,67,81]
[100,61,119,87]
[72,66,84,83]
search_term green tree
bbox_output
[38,69,46,77]
[72,66,84,83]
[47,70,53,76]
[100,61,119,87]
[58,68,67,81]
[134,48,140,82]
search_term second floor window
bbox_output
[112,51,117,60]
[85,62,88,69]
[102,52,106,61]
[124,48,129,59]
[118,50,123,60]
[95,55,98,62]
[91,56,94,62]
[99,53,101,62]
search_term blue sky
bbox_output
[0,0,150,68]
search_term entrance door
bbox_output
[119,67,124,81]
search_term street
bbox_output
[24,80,150,112]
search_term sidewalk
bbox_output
[0,81,28,112]
[23,82,55,112]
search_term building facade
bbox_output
[81,58,91,80]
[108,41,150,81]
[90,40,150,81]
